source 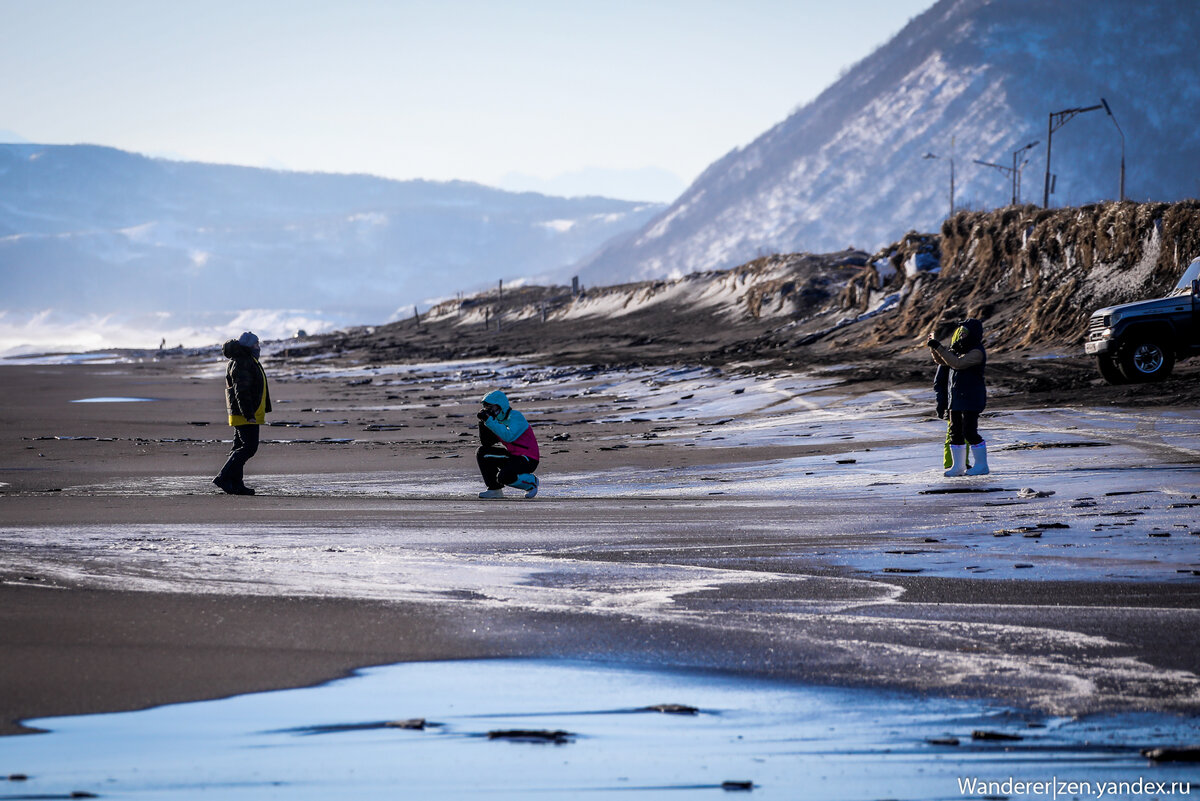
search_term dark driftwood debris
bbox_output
[487,729,573,744]
[639,703,700,715]
[972,730,1024,741]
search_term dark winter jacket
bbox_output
[932,319,986,412]
[223,340,271,426]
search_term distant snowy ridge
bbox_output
[0,143,664,353]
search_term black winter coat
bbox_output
[223,340,272,424]
[933,319,987,412]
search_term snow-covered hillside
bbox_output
[578,0,1200,284]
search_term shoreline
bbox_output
[2,356,1199,736]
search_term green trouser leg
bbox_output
[944,420,972,469]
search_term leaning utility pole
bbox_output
[1043,103,1103,208]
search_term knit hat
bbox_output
[238,331,259,348]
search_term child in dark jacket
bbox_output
[927,318,989,477]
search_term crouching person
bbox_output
[213,331,271,495]
[476,390,539,499]
[927,319,989,477]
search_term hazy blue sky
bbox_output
[2,0,932,201]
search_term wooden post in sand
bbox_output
[496,280,503,332]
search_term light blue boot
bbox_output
[965,441,990,476]
[510,473,538,499]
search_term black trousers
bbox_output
[948,411,983,446]
[218,424,260,486]
[476,444,538,490]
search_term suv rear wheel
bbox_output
[1118,338,1174,382]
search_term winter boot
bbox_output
[944,445,967,477]
[512,473,538,499]
[965,441,990,476]
[478,488,505,499]
[944,428,972,469]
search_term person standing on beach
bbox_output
[213,331,271,495]
[475,390,539,499]
[928,318,989,477]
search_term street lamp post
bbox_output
[923,135,956,219]
[1011,140,1039,205]
[973,139,1039,207]
[1043,103,1104,208]
[1101,97,1126,201]
[973,159,1013,206]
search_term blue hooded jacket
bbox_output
[481,390,540,459]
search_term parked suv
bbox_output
[1084,257,1200,383]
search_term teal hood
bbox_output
[482,389,511,418]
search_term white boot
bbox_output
[944,445,967,477]
[965,441,989,475]
[478,488,505,499]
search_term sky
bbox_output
[2,0,933,202]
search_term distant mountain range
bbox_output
[498,166,687,204]
[579,0,1200,285]
[0,144,662,325]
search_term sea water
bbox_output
[2,659,1196,800]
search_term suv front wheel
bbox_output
[1097,354,1127,385]
[1118,338,1174,382]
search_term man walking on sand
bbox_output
[213,331,271,495]
[476,390,539,499]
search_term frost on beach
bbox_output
[3,358,1198,718]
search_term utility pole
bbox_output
[1043,103,1104,208]
[1101,98,1126,201]
[949,135,955,217]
